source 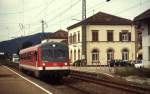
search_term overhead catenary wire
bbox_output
[33,0,56,19]
[28,0,81,34]
[46,0,150,28]
[28,0,81,35]
[1,0,150,39]
[46,0,81,23]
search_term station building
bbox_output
[41,29,68,44]
[134,9,150,68]
[68,12,136,66]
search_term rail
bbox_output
[1,61,150,94]
[70,70,150,94]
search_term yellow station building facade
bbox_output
[68,12,136,66]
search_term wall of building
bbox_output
[68,26,82,64]
[68,25,136,65]
[142,23,150,68]
[86,25,135,65]
[86,25,135,42]
[86,42,135,65]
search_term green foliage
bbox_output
[115,67,150,77]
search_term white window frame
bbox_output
[122,51,129,61]
[92,52,99,62]
[122,33,128,41]
[107,52,113,61]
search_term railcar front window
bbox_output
[41,49,53,61]
[54,49,66,59]
[41,48,68,62]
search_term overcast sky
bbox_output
[0,0,150,42]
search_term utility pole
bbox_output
[82,0,87,63]
[81,0,110,65]
[41,20,45,34]
[41,20,45,40]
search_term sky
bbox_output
[0,0,150,42]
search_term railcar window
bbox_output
[20,52,32,61]
[54,49,66,59]
[41,49,53,60]
[41,48,68,62]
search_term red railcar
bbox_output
[19,42,70,78]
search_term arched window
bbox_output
[73,33,77,43]
[122,48,129,61]
[78,49,80,60]
[92,49,99,63]
[69,34,72,44]
[70,50,72,61]
[74,49,76,61]
[107,48,114,61]
[78,32,80,42]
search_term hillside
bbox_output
[0,33,49,57]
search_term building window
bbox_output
[120,30,131,41]
[107,30,113,41]
[137,32,142,49]
[70,50,72,63]
[107,49,114,61]
[78,32,80,42]
[122,48,129,61]
[69,34,72,44]
[74,50,76,61]
[78,49,80,60]
[92,30,98,42]
[92,49,99,63]
[73,33,77,43]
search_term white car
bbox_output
[134,60,144,68]
[12,54,19,63]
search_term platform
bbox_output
[0,65,51,94]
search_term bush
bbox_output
[115,67,150,77]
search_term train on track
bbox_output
[19,42,70,79]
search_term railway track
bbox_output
[2,61,150,94]
[70,70,150,94]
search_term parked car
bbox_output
[109,60,129,67]
[12,54,19,63]
[134,60,144,68]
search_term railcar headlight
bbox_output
[64,62,67,65]
[42,63,45,66]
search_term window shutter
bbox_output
[107,31,113,41]
[128,32,131,41]
[119,32,122,41]
[111,32,113,41]
[92,31,98,42]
